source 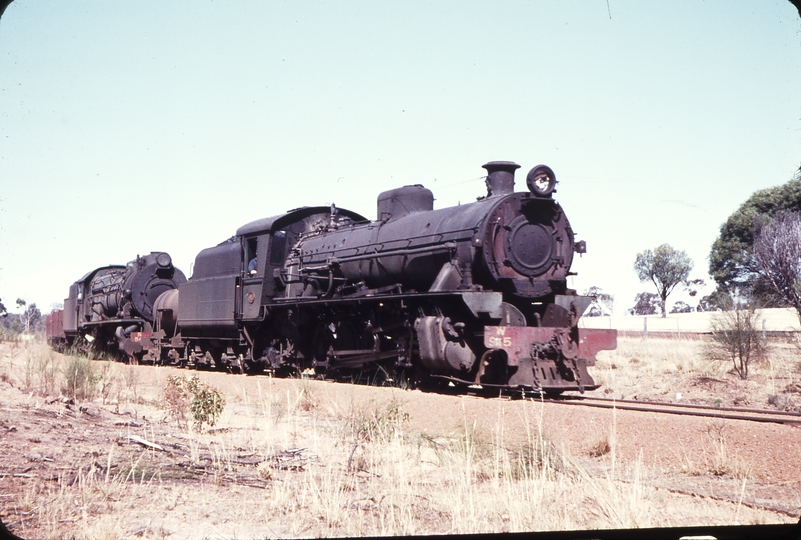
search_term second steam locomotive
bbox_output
[47,161,616,394]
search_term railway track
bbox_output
[440,381,801,424]
[542,395,801,425]
[54,352,801,425]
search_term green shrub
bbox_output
[162,375,226,430]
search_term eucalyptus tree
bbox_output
[634,244,693,318]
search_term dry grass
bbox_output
[0,338,793,538]
[593,337,801,410]
[0,340,144,407]
[704,422,752,480]
[9,390,780,537]
[595,338,714,389]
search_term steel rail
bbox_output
[545,397,801,425]
[568,395,801,418]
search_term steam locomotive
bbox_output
[47,161,616,394]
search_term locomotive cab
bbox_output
[241,234,268,320]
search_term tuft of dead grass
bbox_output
[588,438,612,458]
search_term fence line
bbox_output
[615,330,800,342]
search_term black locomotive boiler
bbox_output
[46,252,186,360]
[48,161,616,394]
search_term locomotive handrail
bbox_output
[302,241,460,267]
[269,290,463,304]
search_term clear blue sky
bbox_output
[1,1,799,314]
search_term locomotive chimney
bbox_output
[482,161,520,197]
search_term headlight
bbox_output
[156,253,172,267]
[526,165,557,197]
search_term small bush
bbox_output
[162,375,226,430]
[19,343,57,392]
[588,438,611,458]
[706,306,766,380]
[62,356,99,401]
[191,382,226,429]
[162,375,191,426]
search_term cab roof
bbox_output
[235,206,368,236]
